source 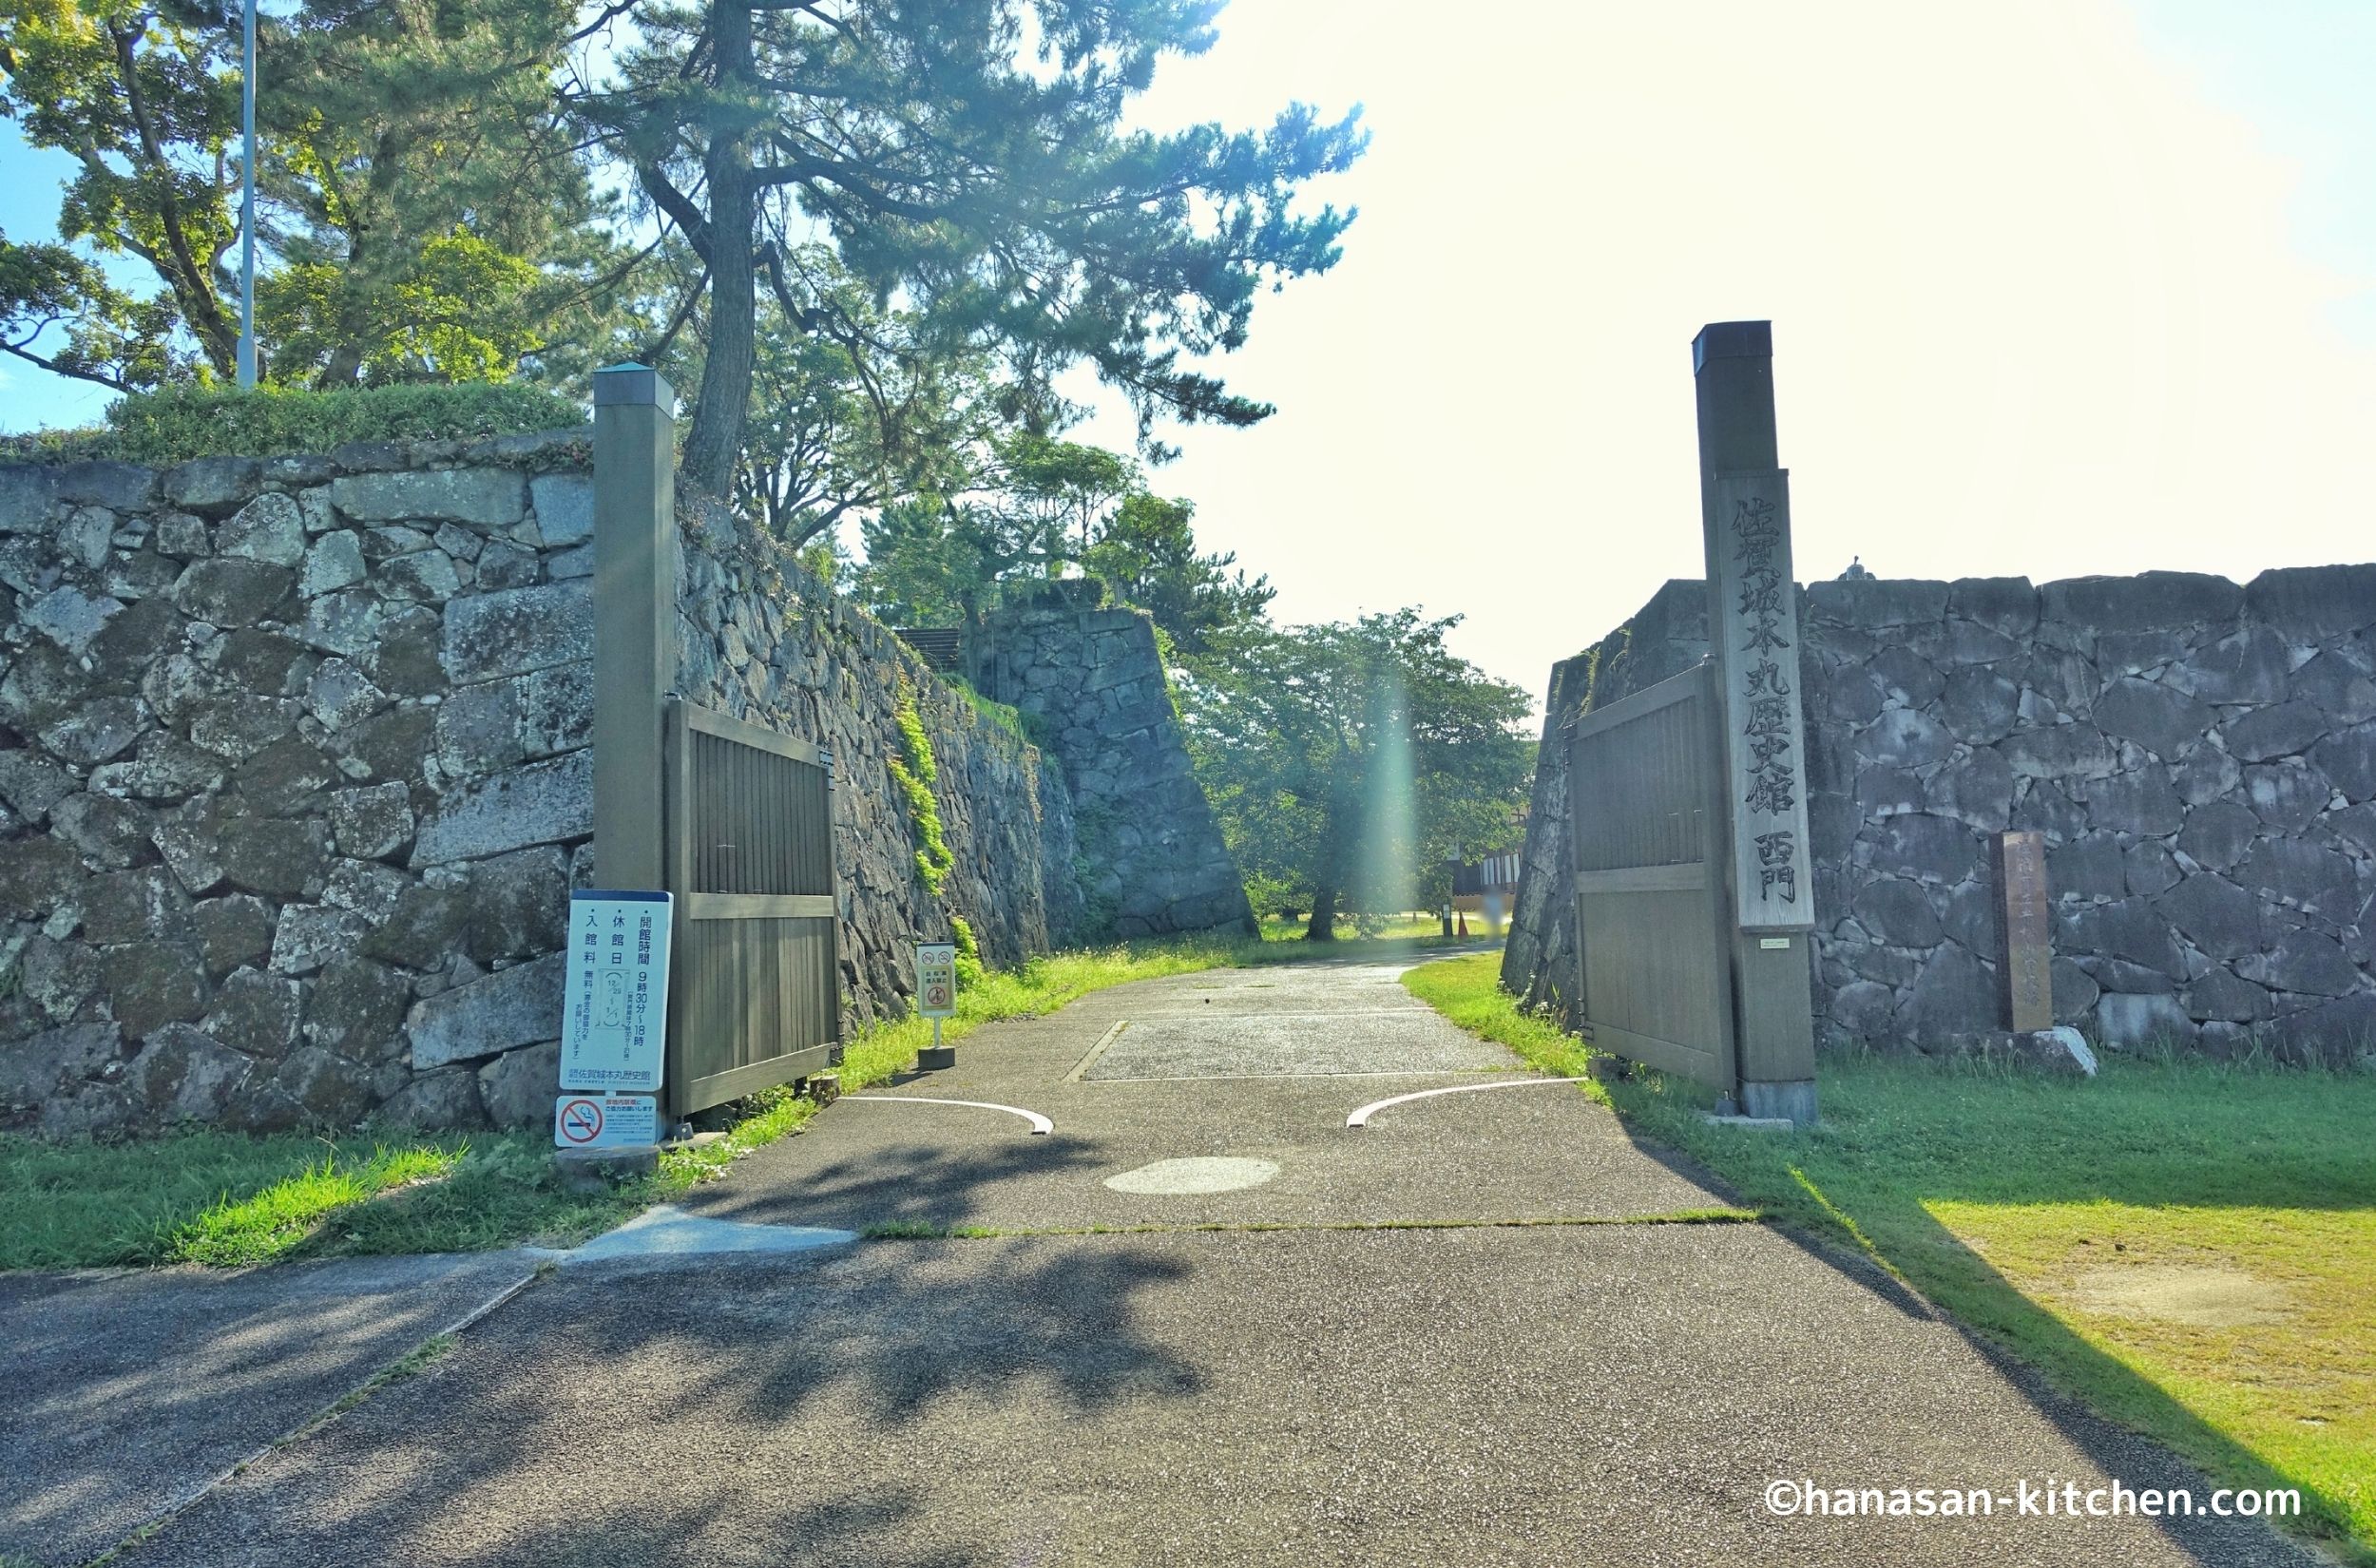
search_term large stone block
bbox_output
[2168,626,2290,706]
[163,455,260,512]
[375,1067,488,1129]
[21,585,124,657]
[232,735,341,816]
[1894,943,1999,1043]
[1804,578,1950,627]
[529,474,593,546]
[433,679,526,780]
[2239,931,2362,999]
[2177,799,2259,873]
[0,835,84,921]
[1849,877,1943,947]
[1926,747,2015,832]
[2310,720,2376,803]
[2236,837,2359,915]
[190,893,275,976]
[462,846,568,963]
[2080,769,2184,837]
[329,468,527,527]
[271,1045,377,1126]
[441,583,592,681]
[2183,967,2271,1023]
[127,1023,252,1124]
[79,865,187,946]
[301,956,412,1060]
[40,697,144,768]
[1860,707,1953,769]
[2041,571,2242,634]
[411,751,590,866]
[53,461,156,510]
[2158,871,2264,962]
[477,1040,563,1129]
[201,966,303,1057]
[50,792,158,870]
[2242,762,2330,834]
[2242,564,2376,638]
[216,492,307,565]
[2061,897,2181,974]
[101,942,210,1039]
[1997,724,2117,781]
[406,950,565,1070]
[2221,700,2329,765]
[2091,679,2211,761]
[2046,832,2126,902]
[269,904,370,976]
[218,815,330,899]
[328,780,414,860]
[2097,991,2195,1048]
[173,559,292,627]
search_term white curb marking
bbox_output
[845,1095,1054,1135]
[1346,1077,1589,1129]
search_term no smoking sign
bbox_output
[553,1094,659,1150]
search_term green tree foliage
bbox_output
[0,0,244,383]
[1185,610,1533,940]
[583,0,1366,497]
[1084,490,1273,658]
[0,0,636,390]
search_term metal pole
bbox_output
[236,0,258,390]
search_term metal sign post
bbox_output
[915,941,957,1069]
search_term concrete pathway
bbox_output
[27,959,2332,1566]
[0,1252,534,1567]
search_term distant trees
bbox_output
[1185,611,1533,939]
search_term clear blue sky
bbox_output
[6,1,2375,698]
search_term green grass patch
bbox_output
[1399,950,1600,1088]
[1396,953,2376,1563]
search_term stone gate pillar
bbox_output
[1693,322,1818,1125]
[591,364,678,890]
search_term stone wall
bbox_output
[1504,566,2376,1061]
[0,440,1108,1137]
[668,493,1084,1022]
[970,582,1253,937]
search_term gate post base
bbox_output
[554,1146,661,1194]
[918,1045,957,1071]
[1739,1079,1817,1127]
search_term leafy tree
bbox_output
[1185,610,1532,940]
[0,0,634,390]
[0,0,244,382]
[582,0,1366,497]
[1084,489,1272,658]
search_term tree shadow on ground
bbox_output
[1603,1064,2374,1567]
[128,1234,1203,1567]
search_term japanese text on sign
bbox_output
[559,890,674,1093]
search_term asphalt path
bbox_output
[70,958,2334,1566]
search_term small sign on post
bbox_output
[915,941,957,1069]
[1993,831,2055,1031]
[556,889,672,1152]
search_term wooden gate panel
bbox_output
[664,698,842,1118]
[1568,660,1737,1094]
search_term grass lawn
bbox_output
[1403,951,2376,1565]
[4,925,1467,1273]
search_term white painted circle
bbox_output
[1103,1157,1280,1195]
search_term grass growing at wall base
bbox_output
[0,931,1265,1272]
[1398,952,2376,1565]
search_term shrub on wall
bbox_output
[0,382,584,465]
[891,688,956,896]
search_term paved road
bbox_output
[53,959,2330,1566]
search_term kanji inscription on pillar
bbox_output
[1709,468,1815,931]
[1994,831,2055,1031]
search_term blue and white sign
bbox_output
[554,1093,660,1150]
[559,889,673,1094]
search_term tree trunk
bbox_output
[679,0,756,497]
[1304,885,1337,941]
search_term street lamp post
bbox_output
[236,0,257,390]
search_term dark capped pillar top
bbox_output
[594,362,677,409]
[1692,320,1772,374]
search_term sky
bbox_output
[7,0,2376,710]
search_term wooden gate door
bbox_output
[1567,660,1738,1094]
[662,697,843,1119]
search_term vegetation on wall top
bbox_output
[0,383,585,467]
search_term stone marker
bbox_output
[1992,830,2054,1031]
